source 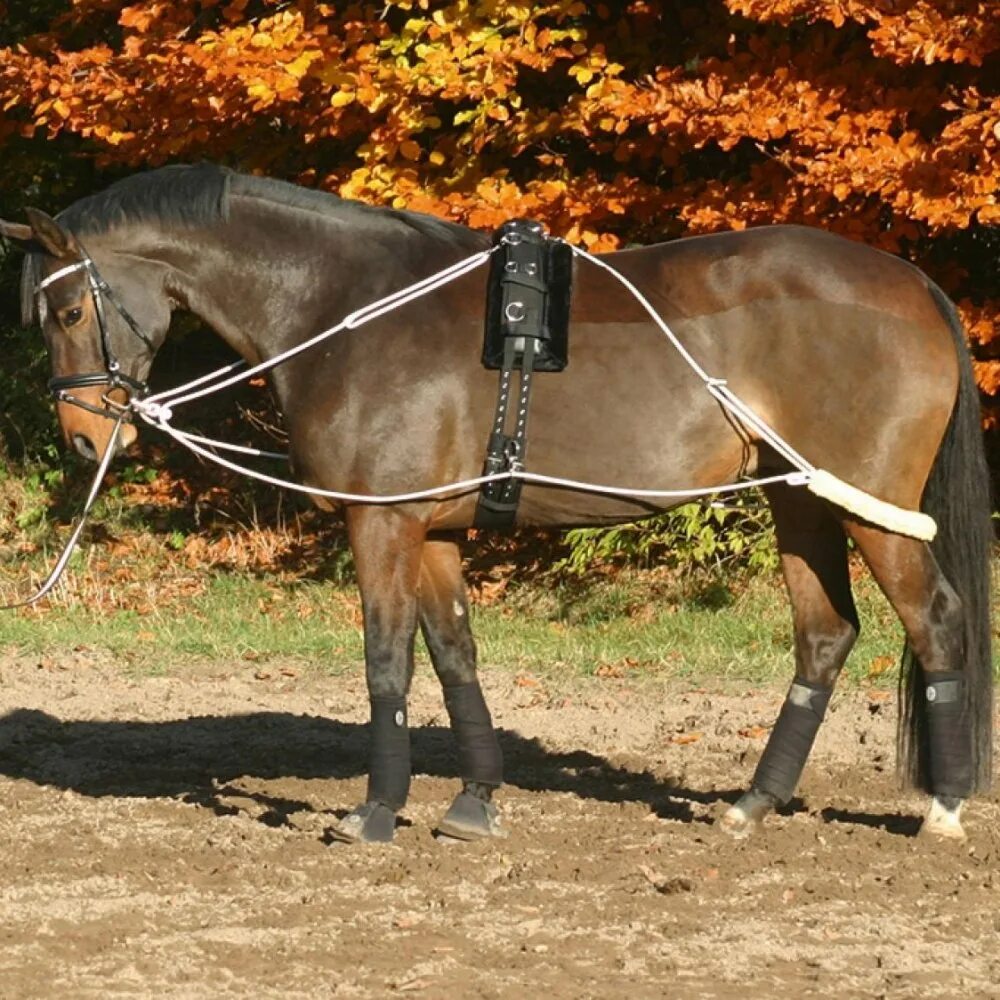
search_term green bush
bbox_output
[557,494,778,577]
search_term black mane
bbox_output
[58,163,231,235]
[228,172,472,244]
[22,164,479,326]
[57,163,472,246]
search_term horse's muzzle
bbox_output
[56,385,138,462]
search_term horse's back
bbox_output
[516,224,960,517]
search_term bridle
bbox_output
[35,254,155,419]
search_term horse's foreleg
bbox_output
[418,538,505,839]
[721,486,858,838]
[334,507,425,844]
[845,524,971,840]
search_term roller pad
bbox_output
[367,697,411,811]
[925,671,972,799]
[752,677,833,805]
[443,682,503,787]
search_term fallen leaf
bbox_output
[595,662,626,679]
[868,655,894,679]
[669,731,703,745]
[392,977,432,992]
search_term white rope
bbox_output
[143,248,495,411]
[170,428,288,462]
[566,245,815,473]
[128,236,819,506]
[0,415,124,609]
[140,409,808,503]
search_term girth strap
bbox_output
[474,219,572,529]
[474,336,537,528]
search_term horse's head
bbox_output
[1,210,172,462]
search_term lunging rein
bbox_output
[15,221,934,613]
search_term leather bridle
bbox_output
[36,254,154,418]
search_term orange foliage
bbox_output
[1,1,998,406]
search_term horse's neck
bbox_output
[146,198,461,366]
[163,214,309,365]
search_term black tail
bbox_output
[898,281,994,794]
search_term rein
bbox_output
[129,238,816,500]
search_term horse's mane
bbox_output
[19,163,479,326]
[57,163,471,246]
[58,163,232,235]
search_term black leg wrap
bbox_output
[367,697,411,812]
[443,682,503,787]
[752,677,832,805]
[924,671,972,799]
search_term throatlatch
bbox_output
[475,219,573,529]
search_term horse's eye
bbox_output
[61,307,83,327]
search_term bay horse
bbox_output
[1,164,992,843]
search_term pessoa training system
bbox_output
[4,221,936,609]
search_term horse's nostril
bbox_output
[72,433,98,462]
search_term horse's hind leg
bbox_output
[333,507,426,844]
[845,523,972,839]
[721,485,859,838]
[418,538,504,839]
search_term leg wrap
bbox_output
[444,682,503,787]
[367,696,411,811]
[925,671,972,799]
[752,677,832,805]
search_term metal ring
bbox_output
[504,301,526,322]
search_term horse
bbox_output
[1,163,992,844]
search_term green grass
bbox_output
[0,561,932,687]
[473,570,910,684]
[0,453,995,685]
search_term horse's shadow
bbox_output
[0,707,737,828]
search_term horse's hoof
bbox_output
[718,787,777,840]
[718,804,757,840]
[331,801,397,844]
[919,797,966,841]
[436,790,507,841]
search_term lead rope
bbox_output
[0,414,124,609]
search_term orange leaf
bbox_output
[669,732,703,745]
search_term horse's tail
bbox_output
[898,281,993,793]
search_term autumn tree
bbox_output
[1,1,997,421]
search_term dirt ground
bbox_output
[0,651,998,999]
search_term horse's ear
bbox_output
[0,218,37,250]
[23,208,80,259]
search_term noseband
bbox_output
[36,255,154,418]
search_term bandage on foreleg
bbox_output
[444,681,504,788]
[367,696,411,811]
